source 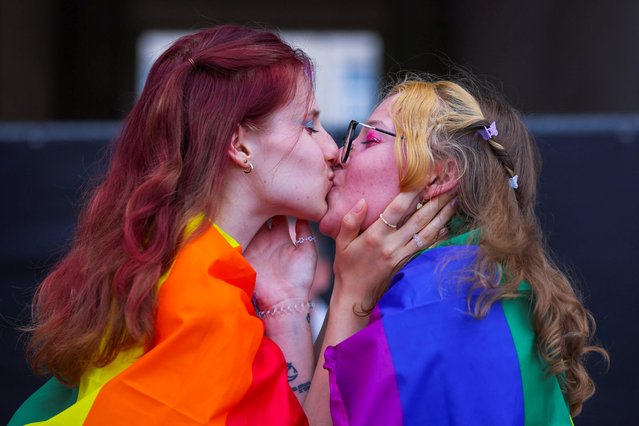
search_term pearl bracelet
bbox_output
[256,301,314,320]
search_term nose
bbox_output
[334,146,346,168]
[321,131,339,164]
[331,151,344,170]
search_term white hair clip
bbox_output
[508,175,519,189]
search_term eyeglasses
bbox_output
[340,119,397,164]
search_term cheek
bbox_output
[293,139,325,172]
[348,170,383,198]
[362,181,401,228]
[349,159,400,227]
[271,141,318,185]
[322,148,400,236]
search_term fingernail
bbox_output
[438,227,448,237]
[353,198,365,213]
[451,197,458,208]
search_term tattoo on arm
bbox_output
[287,362,310,394]
[291,381,311,394]
[287,362,299,382]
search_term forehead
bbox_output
[260,83,314,133]
[280,79,316,118]
[367,96,396,127]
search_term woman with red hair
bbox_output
[10,24,341,425]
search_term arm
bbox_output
[243,217,316,405]
[304,191,456,425]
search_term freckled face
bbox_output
[249,81,338,221]
[319,96,401,239]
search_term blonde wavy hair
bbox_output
[386,77,607,416]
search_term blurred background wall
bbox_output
[1,0,638,424]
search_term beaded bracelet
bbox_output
[256,301,314,320]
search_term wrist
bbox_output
[253,287,311,311]
[328,293,369,320]
[256,300,315,320]
[259,300,314,338]
[324,297,371,340]
[330,276,375,312]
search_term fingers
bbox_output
[249,216,290,248]
[335,198,367,250]
[294,219,312,239]
[248,219,273,246]
[270,215,289,233]
[399,192,455,238]
[396,197,457,258]
[374,190,421,231]
[293,219,316,250]
[417,198,455,243]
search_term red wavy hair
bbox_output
[26,25,313,385]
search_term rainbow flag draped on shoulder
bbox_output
[324,232,572,426]
[10,223,307,425]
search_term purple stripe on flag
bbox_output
[324,306,403,426]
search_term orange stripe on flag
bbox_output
[85,224,271,424]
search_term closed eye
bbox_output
[304,120,319,134]
[360,131,383,145]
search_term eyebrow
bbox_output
[366,119,385,127]
[362,120,396,137]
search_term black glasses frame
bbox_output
[341,119,397,164]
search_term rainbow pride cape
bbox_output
[10,223,307,425]
[324,233,572,426]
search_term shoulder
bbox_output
[157,224,257,321]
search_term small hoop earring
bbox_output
[243,163,254,174]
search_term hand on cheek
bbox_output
[330,190,456,313]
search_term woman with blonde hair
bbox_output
[308,77,607,425]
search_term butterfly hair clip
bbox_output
[478,121,499,141]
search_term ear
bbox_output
[422,158,460,199]
[227,125,253,169]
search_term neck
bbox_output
[212,169,272,249]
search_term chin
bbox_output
[297,202,327,223]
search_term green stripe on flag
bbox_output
[9,378,78,426]
[502,291,573,426]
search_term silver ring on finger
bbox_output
[295,235,316,246]
[412,233,425,248]
[379,213,398,229]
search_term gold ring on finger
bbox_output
[379,213,398,229]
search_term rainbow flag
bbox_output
[10,223,307,425]
[324,235,572,426]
